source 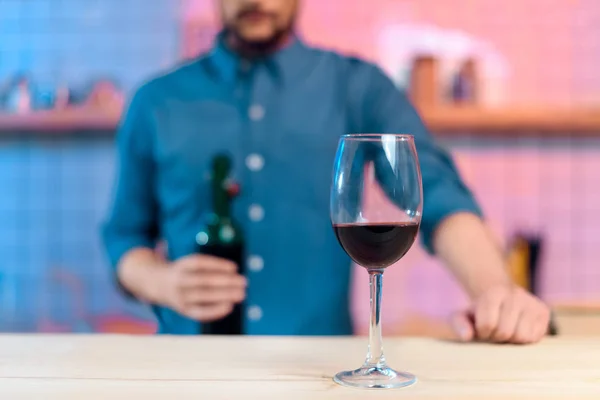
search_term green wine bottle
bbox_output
[196,154,245,335]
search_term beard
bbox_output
[224,23,292,56]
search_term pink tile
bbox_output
[186,0,600,331]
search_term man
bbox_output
[102,0,550,343]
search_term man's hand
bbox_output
[451,284,551,344]
[157,254,247,322]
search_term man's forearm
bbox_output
[432,212,512,299]
[117,247,168,305]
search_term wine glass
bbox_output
[330,134,423,389]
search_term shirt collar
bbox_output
[207,31,313,85]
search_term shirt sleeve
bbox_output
[101,86,159,271]
[358,63,483,254]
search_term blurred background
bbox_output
[0,0,599,335]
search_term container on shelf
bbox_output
[409,55,439,108]
[450,58,479,105]
[3,74,33,114]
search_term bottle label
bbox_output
[220,225,235,242]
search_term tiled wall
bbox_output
[301,0,600,105]
[184,0,600,331]
[185,0,600,105]
[0,137,154,331]
[0,0,184,332]
[0,0,182,92]
[352,138,600,333]
[1,0,599,332]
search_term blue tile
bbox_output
[0,0,184,331]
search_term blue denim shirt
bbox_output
[101,35,481,335]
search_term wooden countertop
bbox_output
[0,335,599,399]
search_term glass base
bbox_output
[333,365,417,389]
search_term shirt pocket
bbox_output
[276,98,345,191]
[155,99,243,187]
[153,99,243,222]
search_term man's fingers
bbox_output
[469,286,552,345]
[184,287,246,304]
[510,313,534,344]
[178,254,237,273]
[511,305,551,344]
[474,292,502,341]
[185,302,234,322]
[492,297,521,343]
[531,310,552,342]
[179,273,247,290]
[450,311,475,342]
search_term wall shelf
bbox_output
[0,108,120,134]
[420,105,600,137]
[1,105,600,137]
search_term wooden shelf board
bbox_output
[2,106,600,137]
[0,109,120,133]
[420,105,600,136]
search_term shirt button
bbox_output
[248,104,265,121]
[248,255,264,272]
[246,153,264,172]
[248,204,264,222]
[247,305,263,321]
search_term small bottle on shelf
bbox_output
[450,58,479,105]
[408,55,439,108]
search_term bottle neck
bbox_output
[212,179,231,221]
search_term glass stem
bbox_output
[365,270,386,367]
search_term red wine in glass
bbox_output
[333,222,419,269]
[330,134,422,389]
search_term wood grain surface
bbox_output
[0,334,599,399]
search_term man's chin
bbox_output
[227,26,290,54]
[238,32,277,46]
